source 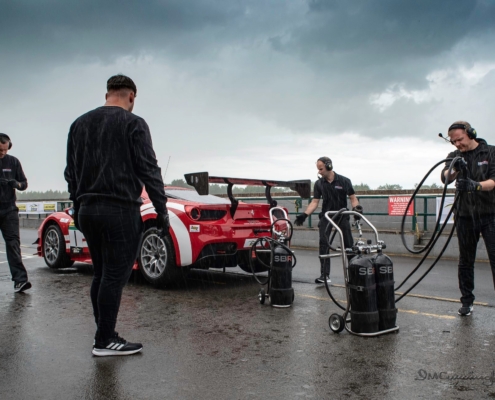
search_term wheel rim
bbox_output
[330,315,341,331]
[44,228,60,264]
[140,233,168,278]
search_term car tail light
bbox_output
[185,206,226,221]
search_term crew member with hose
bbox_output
[441,121,495,317]
[295,157,362,283]
[65,75,170,356]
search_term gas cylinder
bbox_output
[373,253,397,330]
[269,243,294,308]
[347,255,379,333]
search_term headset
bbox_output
[318,156,333,171]
[0,133,12,150]
[448,123,477,140]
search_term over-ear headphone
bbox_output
[318,156,333,171]
[0,133,12,150]
[448,123,477,140]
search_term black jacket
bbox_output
[64,106,167,214]
[0,154,28,213]
[313,172,355,218]
[442,138,495,217]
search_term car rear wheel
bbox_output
[43,224,74,269]
[138,228,187,286]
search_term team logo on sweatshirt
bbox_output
[2,169,12,173]
[478,161,489,166]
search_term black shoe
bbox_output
[14,281,32,293]
[458,304,473,316]
[315,275,331,284]
[92,334,143,357]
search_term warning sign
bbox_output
[388,196,414,216]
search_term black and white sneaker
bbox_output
[92,334,143,357]
[14,281,32,293]
[315,275,331,284]
[458,304,473,316]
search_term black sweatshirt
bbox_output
[64,106,167,214]
[0,154,28,213]
[442,138,495,217]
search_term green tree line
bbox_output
[16,181,443,200]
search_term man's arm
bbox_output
[129,118,167,215]
[302,198,320,216]
[349,194,359,208]
[11,158,28,191]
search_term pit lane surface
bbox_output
[1,228,495,399]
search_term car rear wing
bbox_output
[184,172,311,218]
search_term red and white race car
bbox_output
[35,172,310,286]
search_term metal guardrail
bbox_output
[237,194,454,231]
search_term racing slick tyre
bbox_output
[43,224,74,269]
[329,313,345,334]
[237,250,270,274]
[138,228,188,287]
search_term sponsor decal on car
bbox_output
[70,246,83,254]
[189,225,200,233]
[243,238,264,248]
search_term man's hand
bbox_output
[456,178,482,192]
[156,213,170,237]
[352,205,364,221]
[295,213,308,226]
[8,179,20,189]
[451,157,468,173]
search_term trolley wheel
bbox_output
[258,288,266,305]
[329,313,345,333]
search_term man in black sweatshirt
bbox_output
[65,75,169,356]
[441,121,495,317]
[0,133,30,293]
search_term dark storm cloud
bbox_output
[2,0,495,140]
[275,0,495,91]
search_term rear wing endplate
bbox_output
[184,172,311,218]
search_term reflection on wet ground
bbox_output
[1,256,495,399]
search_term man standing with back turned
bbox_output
[441,121,495,317]
[65,75,170,356]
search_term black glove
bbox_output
[352,205,363,221]
[451,157,467,172]
[295,213,308,226]
[0,178,8,186]
[456,178,482,192]
[156,213,170,237]
[8,179,20,189]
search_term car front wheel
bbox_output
[138,228,187,286]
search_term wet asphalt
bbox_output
[1,229,495,399]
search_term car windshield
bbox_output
[165,189,231,205]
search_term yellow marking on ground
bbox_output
[331,283,489,306]
[298,294,456,320]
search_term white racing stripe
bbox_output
[140,203,193,266]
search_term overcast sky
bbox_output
[2,0,495,192]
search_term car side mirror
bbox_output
[65,208,74,216]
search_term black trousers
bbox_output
[79,203,143,343]
[0,209,28,283]
[456,213,495,306]
[319,215,353,276]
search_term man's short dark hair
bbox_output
[107,75,137,95]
